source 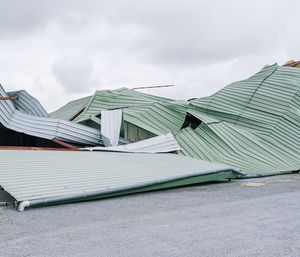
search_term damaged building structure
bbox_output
[0,61,300,210]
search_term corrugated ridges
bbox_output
[0,85,102,145]
[123,101,189,135]
[50,95,92,120]
[74,88,171,122]
[84,132,181,153]
[101,109,122,146]
[179,64,300,176]
[0,150,240,204]
[7,90,49,117]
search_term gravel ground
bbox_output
[1,174,300,257]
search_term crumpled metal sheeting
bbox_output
[74,88,171,122]
[123,101,189,135]
[178,64,300,177]
[7,90,49,117]
[0,85,102,145]
[84,133,181,153]
[50,95,92,120]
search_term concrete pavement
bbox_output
[1,174,300,257]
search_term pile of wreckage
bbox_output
[1,61,300,211]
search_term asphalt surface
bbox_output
[1,174,300,257]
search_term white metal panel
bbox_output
[101,109,122,146]
[84,133,181,153]
[0,85,101,145]
[7,90,49,117]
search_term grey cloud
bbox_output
[1,0,299,66]
[0,0,299,111]
[52,54,96,93]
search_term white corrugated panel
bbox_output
[101,109,122,146]
[0,85,101,145]
[0,150,240,210]
[7,90,49,117]
[84,133,181,153]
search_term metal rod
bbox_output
[70,108,85,121]
[53,139,80,151]
[131,85,174,90]
[0,96,19,100]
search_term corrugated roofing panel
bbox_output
[0,85,101,145]
[74,88,171,122]
[182,64,300,176]
[84,132,181,153]
[7,90,49,117]
[101,109,122,146]
[50,95,92,120]
[123,101,188,135]
[0,150,241,210]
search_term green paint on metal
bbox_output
[50,95,92,120]
[123,101,189,135]
[49,64,300,178]
[29,171,237,208]
[177,64,300,177]
[74,88,171,122]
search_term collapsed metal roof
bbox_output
[1,62,300,211]
[183,64,300,176]
[65,87,171,123]
[50,88,189,135]
[50,95,92,120]
[0,85,102,145]
[123,101,189,135]
[49,63,300,177]
[0,150,241,211]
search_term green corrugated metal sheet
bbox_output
[74,88,171,122]
[123,101,189,135]
[190,64,300,136]
[0,150,240,210]
[48,64,300,177]
[177,64,300,177]
[51,88,189,137]
[50,95,92,120]
[176,121,300,177]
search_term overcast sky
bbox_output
[0,0,299,112]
